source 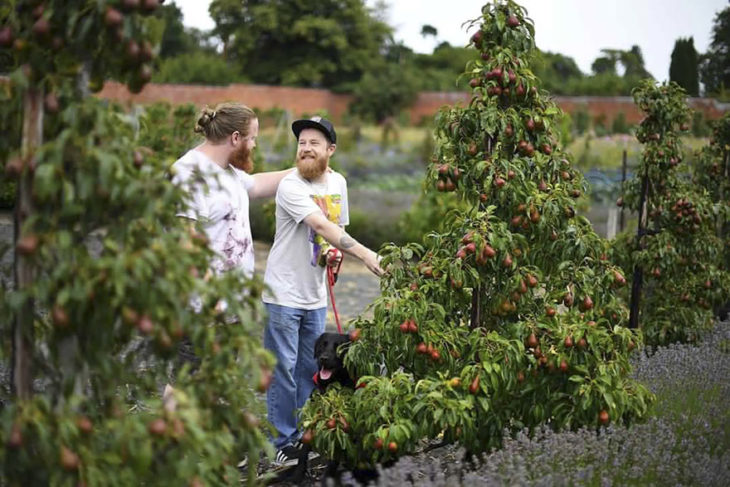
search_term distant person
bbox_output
[261,116,384,466]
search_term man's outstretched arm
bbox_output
[303,212,384,276]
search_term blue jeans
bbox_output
[263,303,326,449]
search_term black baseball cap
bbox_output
[292,116,337,144]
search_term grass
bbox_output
[567,133,711,170]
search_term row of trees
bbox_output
[0,1,274,484]
[299,0,730,472]
[301,0,654,469]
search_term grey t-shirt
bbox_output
[262,169,349,309]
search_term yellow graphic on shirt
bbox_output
[309,194,343,266]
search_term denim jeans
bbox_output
[263,303,326,449]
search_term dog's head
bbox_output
[313,332,351,385]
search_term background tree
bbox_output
[420,24,438,38]
[532,51,583,94]
[621,45,652,79]
[209,0,391,89]
[693,114,730,317]
[669,37,699,96]
[157,1,197,58]
[350,60,420,123]
[154,1,234,85]
[700,6,730,98]
[591,50,619,75]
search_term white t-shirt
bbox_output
[171,149,256,278]
[262,170,349,309]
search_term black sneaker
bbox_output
[272,444,301,468]
[293,440,320,461]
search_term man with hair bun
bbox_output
[171,102,291,279]
[165,102,292,422]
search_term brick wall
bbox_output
[98,81,730,125]
[97,81,353,120]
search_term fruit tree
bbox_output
[693,113,730,316]
[613,80,730,346]
[301,0,653,469]
[1,1,273,484]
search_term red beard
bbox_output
[229,144,253,173]
[296,152,328,180]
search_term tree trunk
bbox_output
[12,87,43,400]
[470,136,493,329]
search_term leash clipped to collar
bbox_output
[325,248,344,334]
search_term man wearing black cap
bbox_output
[261,116,383,466]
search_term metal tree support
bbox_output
[628,168,649,330]
[721,152,728,236]
[619,149,627,233]
[12,87,43,399]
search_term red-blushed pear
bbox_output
[469,375,480,394]
[60,446,80,471]
[0,27,13,48]
[148,418,166,436]
[104,7,124,28]
[257,368,272,392]
[44,93,59,114]
[7,423,22,449]
[52,305,70,328]
[598,410,610,425]
[16,234,39,256]
[32,18,50,39]
[136,315,154,335]
[559,359,569,373]
[579,296,594,311]
[76,416,93,434]
[408,320,418,333]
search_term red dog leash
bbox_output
[325,248,344,334]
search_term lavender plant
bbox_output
[374,320,730,486]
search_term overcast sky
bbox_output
[172,0,728,81]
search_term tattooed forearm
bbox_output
[339,232,356,249]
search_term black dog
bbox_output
[313,332,355,391]
[275,332,355,485]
